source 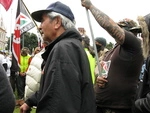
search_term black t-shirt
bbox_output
[95,31,143,109]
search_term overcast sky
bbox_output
[1,0,150,44]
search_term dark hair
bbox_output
[82,35,95,57]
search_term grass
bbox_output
[13,90,36,113]
[13,106,36,113]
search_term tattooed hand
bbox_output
[81,0,92,9]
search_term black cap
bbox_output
[95,37,106,47]
[31,1,75,22]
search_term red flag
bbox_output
[0,0,13,11]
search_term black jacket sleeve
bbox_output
[25,91,39,107]
[0,65,15,113]
[134,92,150,113]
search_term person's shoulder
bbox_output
[57,38,80,48]
[124,30,141,46]
[125,30,139,40]
[33,52,43,60]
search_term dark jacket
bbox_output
[0,65,15,113]
[26,28,96,113]
[133,56,150,113]
[134,93,150,113]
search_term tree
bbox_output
[7,32,38,54]
[106,42,114,50]
[21,32,38,53]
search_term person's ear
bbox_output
[54,16,61,29]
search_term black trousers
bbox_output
[10,72,17,92]
[96,106,132,113]
[16,75,26,99]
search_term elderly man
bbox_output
[20,1,96,113]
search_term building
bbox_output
[0,17,7,50]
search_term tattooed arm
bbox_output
[81,0,125,44]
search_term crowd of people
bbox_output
[1,0,150,113]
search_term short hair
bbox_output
[47,12,76,30]
[82,35,90,48]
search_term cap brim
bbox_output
[129,26,142,33]
[31,10,51,22]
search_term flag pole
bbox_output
[85,8,101,76]
[9,8,13,54]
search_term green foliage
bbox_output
[13,91,36,113]
[106,42,114,50]
[21,32,38,53]
[6,32,38,54]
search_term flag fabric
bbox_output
[11,0,35,70]
[0,0,13,11]
[20,0,35,34]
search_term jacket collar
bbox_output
[42,28,81,61]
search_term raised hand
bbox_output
[81,0,92,9]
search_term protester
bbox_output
[24,43,48,102]
[0,50,4,64]
[94,37,109,77]
[28,47,41,64]
[33,47,41,56]
[16,47,41,106]
[10,54,20,93]
[41,41,49,51]
[95,37,108,60]
[20,1,96,113]
[16,47,31,100]
[19,48,41,105]
[2,52,12,80]
[0,64,15,113]
[133,13,150,113]
[81,0,143,113]
[82,35,96,84]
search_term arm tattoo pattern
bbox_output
[90,5,125,44]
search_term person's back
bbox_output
[94,37,109,77]
[0,64,15,113]
[24,51,43,100]
[81,35,96,84]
